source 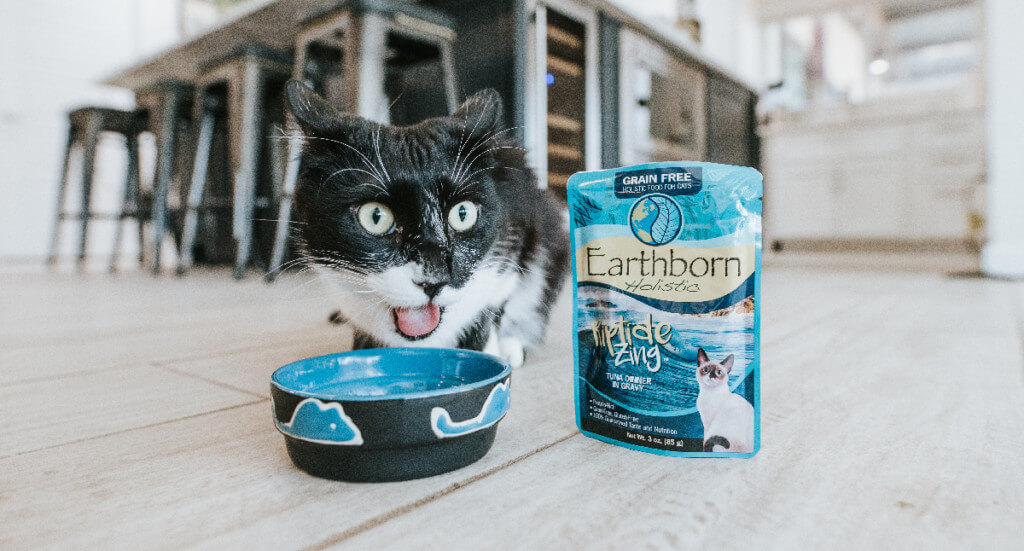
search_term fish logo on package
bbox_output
[567,162,762,457]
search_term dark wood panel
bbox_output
[705,74,758,168]
[422,0,518,128]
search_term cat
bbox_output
[284,80,569,367]
[695,348,754,452]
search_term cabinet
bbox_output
[706,74,757,167]
[761,99,985,245]
[545,9,588,193]
[617,28,758,171]
[618,29,706,165]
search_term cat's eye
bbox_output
[357,202,395,235]
[448,201,479,232]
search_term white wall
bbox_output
[0,0,179,264]
[981,0,1024,277]
[695,0,763,87]
[822,13,866,103]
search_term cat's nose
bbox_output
[416,281,447,300]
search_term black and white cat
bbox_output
[695,348,754,452]
[285,81,569,367]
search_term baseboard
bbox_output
[767,238,978,255]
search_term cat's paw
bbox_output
[499,337,525,369]
[483,331,501,356]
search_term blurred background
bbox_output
[3,4,1023,544]
[0,0,1020,278]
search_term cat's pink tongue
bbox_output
[394,303,441,338]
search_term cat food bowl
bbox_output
[270,348,511,482]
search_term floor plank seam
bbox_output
[303,432,580,550]
[155,364,270,399]
[2,399,268,459]
[2,310,295,351]
[0,332,332,389]
[0,368,112,389]
[762,298,867,347]
[149,331,341,367]
[6,321,327,360]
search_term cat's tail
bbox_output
[703,436,730,452]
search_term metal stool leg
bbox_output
[137,212,147,264]
[177,95,217,276]
[110,127,141,272]
[440,41,459,114]
[47,124,77,268]
[76,113,102,273]
[231,59,265,279]
[266,132,303,282]
[150,92,184,275]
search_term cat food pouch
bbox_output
[567,161,762,457]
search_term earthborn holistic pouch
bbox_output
[567,161,762,457]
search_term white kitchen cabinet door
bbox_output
[833,158,906,238]
[765,162,836,240]
[901,160,982,239]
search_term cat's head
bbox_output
[285,81,524,346]
[696,348,734,388]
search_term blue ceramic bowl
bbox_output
[271,348,511,482]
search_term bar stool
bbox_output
[134,80,194,274]
[265,0,459,281]
[47,107,146,272]
[177,46,292,279]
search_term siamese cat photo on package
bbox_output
[696,348,755,453]
[284,81,569,367]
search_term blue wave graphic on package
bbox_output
[276,398,364,445]
[431,381,510,438]
[568,161,762,457]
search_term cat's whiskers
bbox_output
[478,254,544,278]
[449,118,472,181]
[318,278,379,296]
[291,250,357,274]
[306,248,393,276]
[449,95,492,181]
[451,126,519,184]
[452,166,498,194]
[322,167,388,194]
[265,255,314,278]
[276,130,387,185]
[251,217,306,226]
[451,125,508,179]
[276,269,341,302]
[448,128,522,194]
[302,259,376,288]
[302,261,382,296]
[455,145,525,185]
[449,99,509,182]
[372,125,392,184]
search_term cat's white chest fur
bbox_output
[696,384,754,452]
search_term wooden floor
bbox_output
[2,258,1023,550]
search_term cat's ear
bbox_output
[286,80,344,136]
[722,354,735,372]
[697,348,709,365]
[452,89,504,136]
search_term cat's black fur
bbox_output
[285,81,568,363]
